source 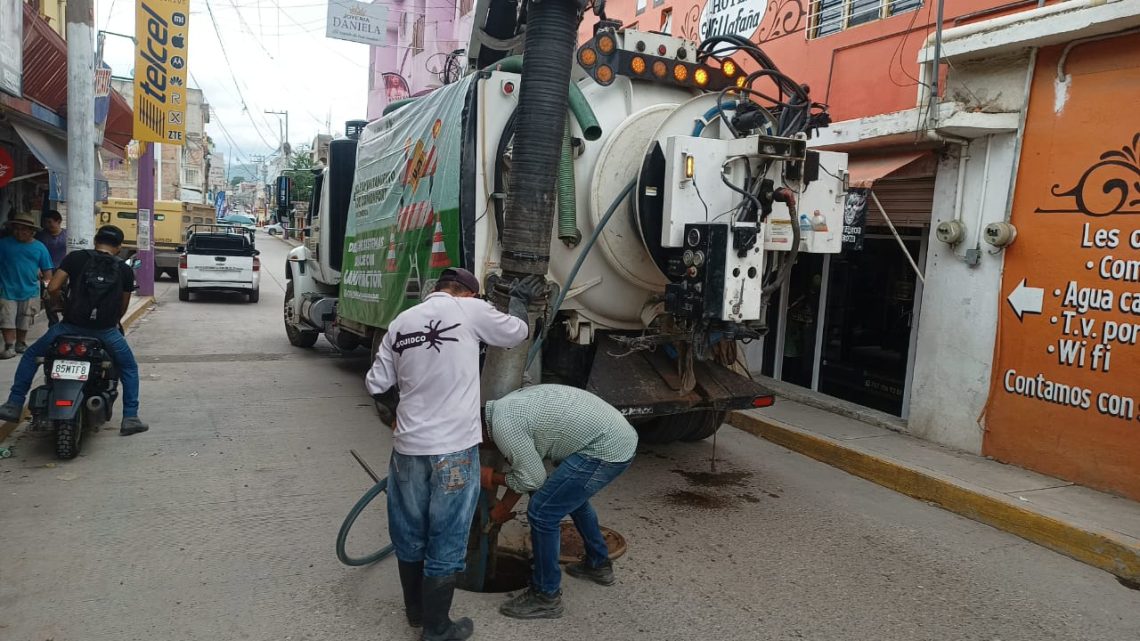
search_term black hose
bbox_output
[499,0,581,277]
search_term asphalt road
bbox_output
[1,233,1137,641]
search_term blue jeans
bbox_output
[387,445,480,577]
[7,322,140,417]
[528,453,632,595]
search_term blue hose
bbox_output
[526,178,638,369]
[335,477,396,566]
[693,101,737,137]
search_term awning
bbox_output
[847,151,931,188]
[12,122,109,202]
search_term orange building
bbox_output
[590,0,1140,500]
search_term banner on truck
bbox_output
[326,0,389,47]
[338,76,472,328]
[133,0,190,144]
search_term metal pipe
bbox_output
[870,190,926,284]
[349,449,382,484]
[928,0,946,128]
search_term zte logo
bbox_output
[136,3,188,137]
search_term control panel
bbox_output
[664,222,766,322]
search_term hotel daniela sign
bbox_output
[132,0,190,145]
[326,0,389,47]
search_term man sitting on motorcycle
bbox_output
[0,225,149,435]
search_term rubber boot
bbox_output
[397,560,424,627]
[421,574,474,641]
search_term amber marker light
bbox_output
[722,59,737,77]
[630,56,647,75]
[597,34,616,55]
[596,64,615,85]
[694,67,710,87]
[736,75,747,88]
[652,60,668,78]
[578,47,597,67]
[673,63,689,83]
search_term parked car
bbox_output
[264,221,284,236]
[220,214,257,232]
[178,226,260,303]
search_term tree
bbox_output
[229,176,244,188]
[287,145,316,206]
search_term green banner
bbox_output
[338,76,473,328]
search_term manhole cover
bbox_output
[524,523,627,563]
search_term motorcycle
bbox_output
[28,335,119,459]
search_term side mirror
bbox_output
[176,245,185,253]
[252,249,260,256]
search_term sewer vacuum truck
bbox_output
[284,9,848,443]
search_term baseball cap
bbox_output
[437,267,480,294]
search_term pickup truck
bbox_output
[178,225,261,303]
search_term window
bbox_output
[636,0,647,15]
[660,8,673,34]
[810,0,922,38]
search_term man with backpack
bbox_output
[0,225,148,435]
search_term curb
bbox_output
[728,411,1140,583]
[122,296,156,331]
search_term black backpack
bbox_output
[66,250,123,327]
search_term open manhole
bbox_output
[466,525,628,594]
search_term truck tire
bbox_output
[249,288,260,303]
[178,286,190,302]
[637,410,727,444]
[284,281,319,348]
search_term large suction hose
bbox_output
[482,0,582,403]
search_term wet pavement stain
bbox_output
[671,469,753,487]
[666,490,731,509]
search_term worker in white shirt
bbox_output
[365,266,542,641]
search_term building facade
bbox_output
[0,0,132,227]
[590,0,1140,500]
[365,0,479,118]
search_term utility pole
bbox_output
[66,0,96,250]
[265,110,289,158]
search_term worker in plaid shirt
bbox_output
[481,384,638,620]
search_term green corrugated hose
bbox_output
[558,121,581,246]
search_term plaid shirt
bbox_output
[484,384,638,493]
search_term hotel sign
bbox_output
[133,0,190,145]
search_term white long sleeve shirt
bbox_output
[365,292,528,455]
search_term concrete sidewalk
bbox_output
[730,402,1140,584]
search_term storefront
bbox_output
[744,152,935,418]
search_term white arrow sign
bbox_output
[1007,278,1044,320]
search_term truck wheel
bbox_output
[637,410,727,444]
[249,288,260,303]
[284,281,319,348]
[679,410,728,442]
[55,414,83,460]
[178,286,190,302]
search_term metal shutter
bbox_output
[868,177,935,228]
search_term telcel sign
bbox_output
[133,0,190,145]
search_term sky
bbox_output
[96,0,375,177]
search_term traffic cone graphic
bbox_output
[429,211,450,268]
[386,233,398,271]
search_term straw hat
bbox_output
[7,211,40,231]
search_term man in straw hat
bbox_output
[0,212,54,358]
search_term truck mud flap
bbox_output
[585,335,773,420]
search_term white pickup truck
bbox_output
[178,226,261,303]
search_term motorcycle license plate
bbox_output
[51,360,90,381]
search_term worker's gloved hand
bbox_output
[480,466,497,490]
[372,387,400,428]
[489,501,515,525]
[507,275,546,322]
